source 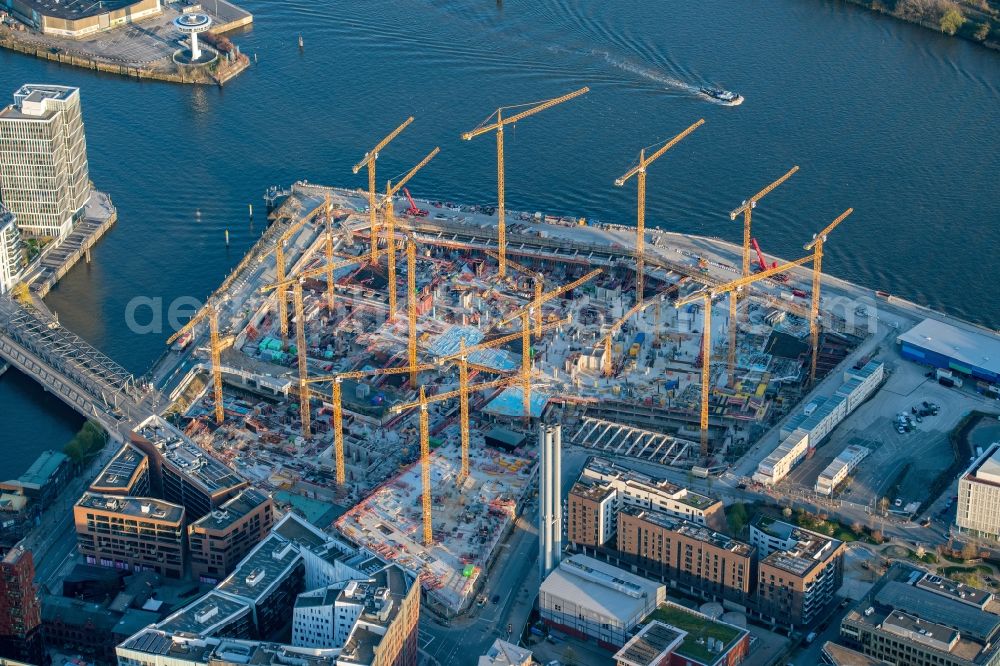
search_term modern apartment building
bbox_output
[73,493,186,579]
[0,205,22,294]
[567,477,617,548]
[578,457,727,530]
[0,546,43,666]
[567,456,727,551]
[89,443,150,497]
[116,513,420,666]
[617,506,755,605]
[750,518,844,629]
[841,565,1000,666]
[188,488,275,584]
[0,85,89,239]
[957,443,1000,539]
[132,415,248,520]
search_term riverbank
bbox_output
[833,0,1000,51]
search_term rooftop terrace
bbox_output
[646,603,747,665]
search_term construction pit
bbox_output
[166,182,866,615]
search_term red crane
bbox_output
[751,238,789,282]
[402,188,428,217]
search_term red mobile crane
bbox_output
[751,238,789,282]
[403,188,429,217]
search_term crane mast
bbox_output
[726,165,799,387]
[352,117,414,264]
[805,208,853,386]
[462,87,589,278]
[678,254,814,458]
[615,119,704,306]
[419,387,432,546]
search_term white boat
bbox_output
[699,87,744,106]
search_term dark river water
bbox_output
[0,0,997,478]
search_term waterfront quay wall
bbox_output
[0,29,250,85]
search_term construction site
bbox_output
[158,91,871,616]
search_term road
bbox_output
[22,442,120,590]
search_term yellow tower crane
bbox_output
[676,254,813,457]
[461,87,589,278]
[407,236,419,386]
[615,120,705,306]
[304,362,436,486]
[292,282,311,436]
[725,166,799,387]
[392,374,523,544]
[352,117,414,264]
[485,249,544,335]
[804,208,853,386]
[495,268,602,328]
[166,302,227,424]
[378,147,440,320]
[275,197,333,341]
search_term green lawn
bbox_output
[647,604,742,664]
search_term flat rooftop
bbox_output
[964,443,1000,487]
[646,603,747,665]
[898,318,1000,377]
[339,566,411,665]
[216,533,302,604]
[582,457,720,510]
[754,517,841,576]
[917,572,993,609]
[77,492,184,524]
[0,85,76,121]
[136,415,246,496]
[91,444,147,492]
[10,0,148,21]
[569,478,616,503]
[540,555,663,622]
[190,488,270,533]
[119,629,343,665]
[155,590,251,637]
[613,621,685,666]
[877,580,1000,643]
[623,506,752,556]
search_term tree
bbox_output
[974,21,992,41]
[940,8,966,35]
[878,497,890,516]
[562,646,577,666]
[871,529,884,544]
[961,540,979,561]
[851,521,865,536]
[727,502,749,535]
[782,506,793,519]
[916,544,926,558]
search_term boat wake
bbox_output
[584,49,743,106]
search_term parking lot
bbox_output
[777,342,999,515]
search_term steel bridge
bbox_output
[0,296,156,437]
